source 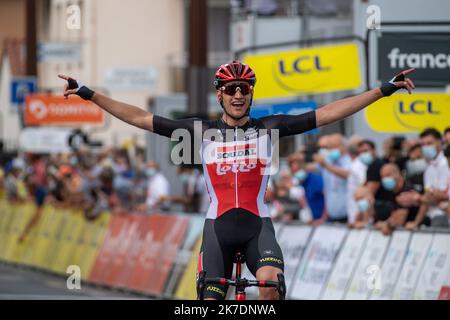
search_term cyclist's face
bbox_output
[217,81,253,119]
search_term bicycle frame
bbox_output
[197,252,286,300]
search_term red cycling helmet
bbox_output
[214,60,256,89]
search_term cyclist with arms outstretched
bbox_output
[59,61,415,300]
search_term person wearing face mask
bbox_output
[313,133,351,223]
[358,139,393,222]
[405,143,427,193]
[351,186,375,229]
[375,163,425,235]
[406,128,450,229]
[289,157,326,224]
[142,160,170,212]
[346,135,367,225]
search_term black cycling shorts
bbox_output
[197,208,284,300]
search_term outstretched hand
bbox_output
[391,68,416,94]
[58,74,78,99]
[57,74,95,100]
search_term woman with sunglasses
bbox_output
[59,61,415,300]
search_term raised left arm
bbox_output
[316,69,416,128]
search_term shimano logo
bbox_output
[206,285,226,297]
[388,48,450,69]
[259,257,283,265]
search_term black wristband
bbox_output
[67,78,95,100]
[379,72,405,97]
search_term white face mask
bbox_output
[406,159,427,176]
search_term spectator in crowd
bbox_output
[404,143,426,194]
[4,158,27,203]
[351,185,375,229]
[164,165,208,214]
[444,127,450,148]
[382,136,408,172]
[142,160,170,212]
[270,169,303,222]
[444,145,450,221]
[314,133,351,223]
[361,139,392,222]
[84,166,118,219]
[346,135,367,224]
[375,163,425,235]
[289,155,326,224]
[112,151,134,211]
[18,174,47,243]
[406,128,450,229]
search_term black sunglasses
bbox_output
[220,82,252,96]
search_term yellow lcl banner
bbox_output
[243,42,363,100]
[366,93,450,133]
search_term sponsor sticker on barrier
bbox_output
[369,230,411,300]
[290,226,348,300]
[392,232,433,299]
[414,234,450,300]
[344,231,390,300]
[322,229,369,300]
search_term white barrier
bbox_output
[290,225,348,299]
[322,229,369,300]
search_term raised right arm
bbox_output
[58,74,154,132]
[91,92,154,132]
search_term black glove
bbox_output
[379,72,405,97]
[67,78,95,100]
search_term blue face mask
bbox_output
[382,177,397,191]
[421,145,437,160]
[328,149,341,162]
[359,152,374,166]
[294,170,308,183]
[357,199,370,212]
[146,168,156,177]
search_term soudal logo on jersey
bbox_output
[216,143,257,160]
[216,163,257,176]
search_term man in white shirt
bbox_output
[144,160,170,212]
[346,135,367,224]
[406,128,450,229]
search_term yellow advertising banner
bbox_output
[366,93,450,133]
[243,42,363,100]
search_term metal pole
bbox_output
[25,0,38,76]
[188,0,208,116]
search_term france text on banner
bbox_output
[365,93,450,133]
[243,42,363,100]
[25,95,104,126]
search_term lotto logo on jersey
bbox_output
[216,163,257,176]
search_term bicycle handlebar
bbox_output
[204,277,279,288]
